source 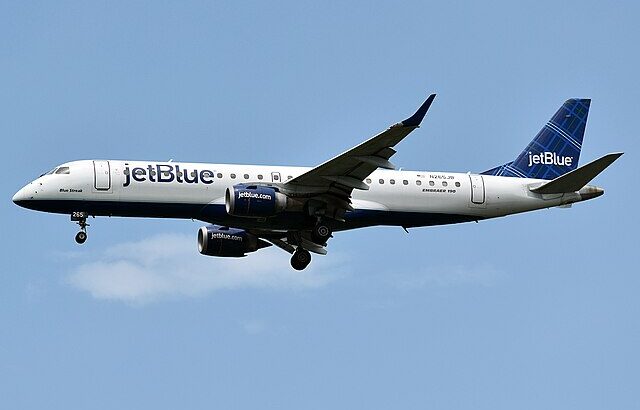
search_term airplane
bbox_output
[12,94,622,270]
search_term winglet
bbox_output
[401,93,436,127]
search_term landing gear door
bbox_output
[93,160,112,192]
[469,174,485,205]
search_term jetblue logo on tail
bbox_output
[527,152,573,168]
[481,98,589,180]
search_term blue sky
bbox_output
[2,1,639,409]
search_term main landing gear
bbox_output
[311,220,332,244]
[286,220,332,270]
[290,248,311,271]
[71,212,89,244]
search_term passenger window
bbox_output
[390,179,395,185]
[217,173,223,178]
[287,176,293,180]
[455,182,461,187]
[230,173,236,179]
[429,181,435,186]
[244,174,249,179]
[366,178,372,184]
[379,179,384,184]
[258,175,263,180]
[442,181,448,187]
[55,167,70,174]
[403,180,408,185]
[416,180,422,186]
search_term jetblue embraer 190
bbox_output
[12,95,622,270]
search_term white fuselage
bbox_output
[13,159,596,232]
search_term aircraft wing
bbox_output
[284,93,436,220]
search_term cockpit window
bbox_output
[45,168,57,175]
[55,166,70,174]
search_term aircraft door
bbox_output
[469,174,485,204]
[93,160,111,191]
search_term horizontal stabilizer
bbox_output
[530,152,623,194]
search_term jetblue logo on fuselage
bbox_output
[123,164,215,187]
[527,152,573,167]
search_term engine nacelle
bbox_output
[225,184,287,218]
[197,225,270,257]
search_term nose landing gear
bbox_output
[71,212,89,244]
[75,230,87,244]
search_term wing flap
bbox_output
[321,175,370,190]
[353,155,395,169]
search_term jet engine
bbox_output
[225,184,287,218]
[197,225,270,257]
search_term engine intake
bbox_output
[225,184,287,218]
[197,225,270,257]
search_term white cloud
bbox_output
[65,233,342,304]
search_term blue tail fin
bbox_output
[482,99,591,180]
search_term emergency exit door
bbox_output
[469,174,485,204]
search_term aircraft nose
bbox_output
[12,185,32,207]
